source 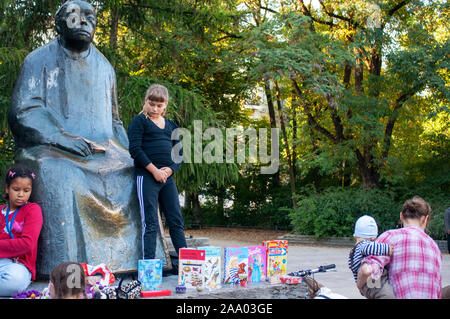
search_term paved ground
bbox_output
[202,230,450,299]
[16,228,450,299]
[206,237,365,298]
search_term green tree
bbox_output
[236,0,448,190]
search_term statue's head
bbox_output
[55,0,97,46]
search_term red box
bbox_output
[140,289,172,298]
[280,275,302,285]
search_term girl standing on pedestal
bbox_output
[127,84,187,263]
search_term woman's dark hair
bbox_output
[50,262,86,299]
[401,196,432,220]
[4,164,36,200]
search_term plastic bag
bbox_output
[80,263,115,286]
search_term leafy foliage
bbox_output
[0,0,448,236]
[289,186,400,238]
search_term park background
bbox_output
[0,0,448,241]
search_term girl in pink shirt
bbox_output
[0,164,43,297]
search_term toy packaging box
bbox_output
[248,246,267,283]
[178,248,205,289]
[280,274,302,285]
[198,246,222,289]
[223,247,248,286]
[138,259,163,291]
[263,240,288,283]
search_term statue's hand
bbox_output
[52,133,93,157]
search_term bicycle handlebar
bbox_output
[288,264,336,277]
[319,264,336,271]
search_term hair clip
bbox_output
[31,173,36,179]
[8,171,16,178]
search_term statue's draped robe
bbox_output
[8,38,168,275]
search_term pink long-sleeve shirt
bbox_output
[363,225,442,299]
[0,202,43,280]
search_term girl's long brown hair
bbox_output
[50,262,86,299]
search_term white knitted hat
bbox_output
[353,215,378,239]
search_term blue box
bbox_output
[138,259,163,291]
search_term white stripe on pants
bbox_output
[136,175,146,259]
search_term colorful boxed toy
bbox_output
[263,240,288,283]
[138,259,163,291]
[248,246,267,283]
[198,246,222,289]
[280,274,302,285]
[223,247,248,286]
[178,248,205,289]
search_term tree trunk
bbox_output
[263,76,280,187]
[291,92,297,179]
[109,8,120,49]
[274,81,297,209]
[355,149,380,189]
[355,49,364,95]
[308,128,322,192]
[343,61,352,89]
[188,192,202,226]
[216,188,224,221]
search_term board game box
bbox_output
[248,246,267,283]
[263,240,288,283]
[198,246,222,289]
[138,259,163,291]
[178,248,205,289]
[223,246,248,286]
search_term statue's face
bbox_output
[57,1,96,43]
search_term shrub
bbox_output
[288,186,401,238]
[288,185,449,240]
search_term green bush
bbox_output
[417,193,449,240]
[288,185,449,240]
[227,183,293,229]
[288,186,401,238]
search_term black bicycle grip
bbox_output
[321,264,336,270]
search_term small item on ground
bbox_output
[140,289,172,298]
[176,285,186,294]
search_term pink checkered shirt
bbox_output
[364,225,442,299]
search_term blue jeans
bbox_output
[0,258,31,297]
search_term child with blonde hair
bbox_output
[127,84,187,265]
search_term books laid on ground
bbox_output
[223,246,249,286]
[178,248,205,289]
[198,246,222,289]
[138,259,163,291]
[248,246,267,283]
[263,240,288,284]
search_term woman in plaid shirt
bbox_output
[359,196,442,299]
